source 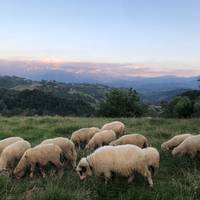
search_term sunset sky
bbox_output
[0,0,200,77]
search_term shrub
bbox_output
[97,89,144,117]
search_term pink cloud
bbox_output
[0,59,199,78]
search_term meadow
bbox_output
[0,116,200,200]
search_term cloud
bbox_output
[0,59,199,78]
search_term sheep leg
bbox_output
[39,165,46,178]
[72,160,76,169]
[104,171,111,184]
[149,166,155,177]
[128,174,135,183]
[78,142,81,150]
[190,151,196,158]
[139,167,153,187]
[52,160,63,178]
[147,176,153,187]
[30,163,36,178]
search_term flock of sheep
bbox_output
[0,121,199,188]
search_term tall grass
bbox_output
[0,117,200,200]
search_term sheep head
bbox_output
[76,158,92,181]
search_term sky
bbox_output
[0,0,200,77]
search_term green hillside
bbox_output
[0,76,112,116]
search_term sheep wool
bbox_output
[161,134,192,151]
[110,134,148,148]
[77,145,153,187]
[14,144,63,179]
[41,137,77,168]
[142,147,160,176]
[71,127,100,148]
[0,137,24,154]
[0,140,31,172]
[172,135,200,157]
[85,130,116,151]
[101,121,125,138]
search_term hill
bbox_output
[0,76,112,116]
[0,117,200,200]
[0,75,196,106]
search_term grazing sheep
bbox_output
[13,144,63,179]
[101,121,125,138]
[41,137,77,168]
[110,134,148,148]
[143,147,160,176]
[71,127,100,148]
[76,145,153,187]
[161,134,192,151]
[172,135,200,157]
[0,137,24,154]
[85,130,116,151]
[0,140,31,172]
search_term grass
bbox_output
[0,117,200,200]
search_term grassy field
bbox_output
[0,117,200,200]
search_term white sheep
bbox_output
[0,140,31,172]
[41,137,77,168]
[161,134,192,151]
[110,134,148,148]
[13,144,63,179]
[85,130,116,151]
[142,147,160,176]
[76,145,153,187]
[172,135,200,157]
[101,121,125,138]
[71,127,100,149]
[0,137,24,154]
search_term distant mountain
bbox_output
[26,70,199,91]
[26,71,199,104]
[141,88,189,104]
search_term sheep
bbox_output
[101,121,125,138]
[71,127,100,149]
[172,135,200,157]
[13,144,63,179]
[142,147,160,176]
[76,145,154,187]
[161,133,192,151]
[0,137,24,154]
[85,130,116,151]
[110,134,148,148]
[41,137,77,168]
[0,140,31,172]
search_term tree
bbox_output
[0,100,7,113]
[166,96,193,118]
[97,89,143,117]
[193,101,200,117]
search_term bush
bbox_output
[97,89,144,117]
[165,96,193,118]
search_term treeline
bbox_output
[0,75,199,118]
[1,87,200,118]
[0,88,145,117]
[0,89,95,116]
